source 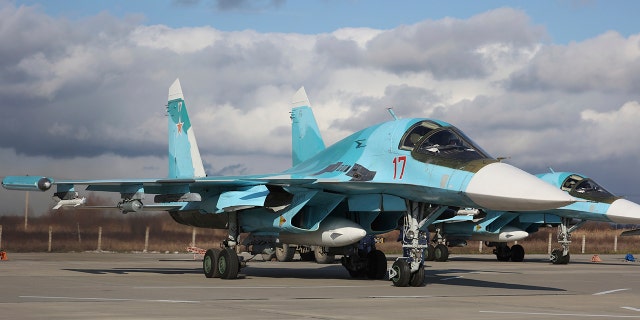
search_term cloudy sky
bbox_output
[2,0,640,215]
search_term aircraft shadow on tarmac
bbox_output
[62,264,351,279]
[241,265,353,280]
[62,267,202,275]
[428,270,565,292]
[62,263,565,292]
[242,265,565,292]
[448,255,639,267]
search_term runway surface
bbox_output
[1,252,639,319]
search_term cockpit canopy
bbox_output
[399,120,494,170]
[561,174,617,203]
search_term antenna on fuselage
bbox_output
[387,107,398,120]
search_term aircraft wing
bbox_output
[3,175,317,191]
[2,174,320,212]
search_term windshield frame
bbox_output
[562,175,618,203]
[399,120,496,171]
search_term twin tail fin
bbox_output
[167,78,206,178]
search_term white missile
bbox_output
[279,217,367,247]
[52,197,87,210]
[468,226,529,242]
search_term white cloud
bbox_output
[130,25,221,54]
[331,27,382,48]
[579,101,640,158]
[507,31,640,93]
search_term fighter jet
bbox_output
[2,79,575,287]
[424,171,640,264]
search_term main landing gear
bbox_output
[490,242,525,262]
[424,227,449,262]
[389,202,440,287]
[341,235,388,280]
[203,213,244,279]
[550,218,585,265]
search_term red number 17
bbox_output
[393,156,406,179]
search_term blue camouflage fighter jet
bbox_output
[2,79,576,287]
[423,171,640,265]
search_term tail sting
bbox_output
[167,78,206,178]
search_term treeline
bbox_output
[0,194,226,252]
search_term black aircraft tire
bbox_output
[510,244,525,262]
[495,245,511,262]
[203,248,221,278]
[551,249,570,265]
[434,244,449,262]
[366,250,388,280]
[218,248,240,279]
[550,248,560,264]
[425,245,435,261]
[276,244,295,262]
[409,264,425,287]
[390,259,411,287]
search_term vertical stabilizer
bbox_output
[167,78,206,178]
[291,87,325,166]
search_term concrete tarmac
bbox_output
[1,252,639,319]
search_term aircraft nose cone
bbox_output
[606,198,640,224]
[465,162,575,211]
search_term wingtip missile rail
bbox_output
[2,176,53,192]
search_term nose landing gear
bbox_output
[390,202,442,287]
